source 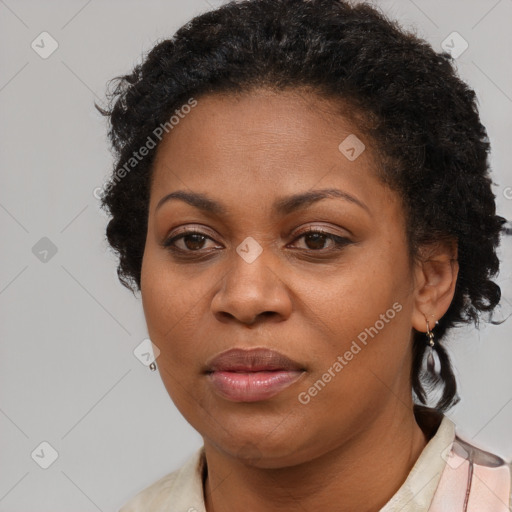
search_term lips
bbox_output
[206,347,304,373]
[205,347,305,402]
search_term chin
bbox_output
[204,425,320,469]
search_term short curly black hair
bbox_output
[97,0,506,413]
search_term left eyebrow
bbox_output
[273,188,370,216]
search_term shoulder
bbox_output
[426,423,511,511]
[118,447,206,512]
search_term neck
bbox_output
[203,403,429,512]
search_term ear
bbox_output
[411,239,459,332]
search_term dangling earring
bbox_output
[425,319,438,375]
[149,362,157,371]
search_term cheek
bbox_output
[294,240,414,392]
[140,248,203,354]
[141,246,247,387]
[302,246,410,336]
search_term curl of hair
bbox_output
[96,0,506,413]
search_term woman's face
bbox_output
[140,89,424,467]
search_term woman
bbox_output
[97,0,511,510]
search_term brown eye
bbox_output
[180,233,208,251]
[291,229,352,251]
[162,227,352,259]
[302,232,330,250]
[162,229,219,253]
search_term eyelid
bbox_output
[163,225,219,242]
[288,227,353,249]
[292,225,346,237]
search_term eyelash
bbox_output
[162,227,352,257]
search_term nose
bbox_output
[211,246,293,326]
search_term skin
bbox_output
[140,88,459,512]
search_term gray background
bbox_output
[1,0,511,510]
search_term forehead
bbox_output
[149,88,389,214]
[154,88,367,155]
